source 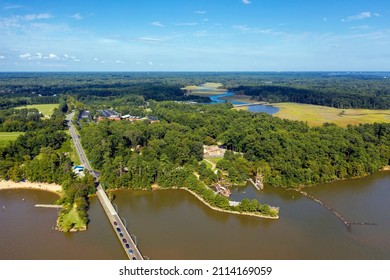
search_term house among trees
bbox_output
[203,145,226,157]
[73,165,85,177]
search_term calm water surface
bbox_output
[210,91,280,114]
[1,172,389,259]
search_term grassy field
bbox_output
[273,103,390,127]
[220,94,255,103]
[181,82,226,96]
[0,132,24,147]
[60,204,86,231]
[15,104,59,117]
[204,157,223,165]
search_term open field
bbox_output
[181,82,226,96]
[273,103,390,127]
[0,132,24,147]
[204,157,223,165]
[220,94,255,103]
[15,104,59,117]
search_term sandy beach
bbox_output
[0,180,62,195]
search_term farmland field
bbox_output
[273,103,390,127]
[15,104,59,117]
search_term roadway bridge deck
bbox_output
[66,112,144,260]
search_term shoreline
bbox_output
[381,165,390,171]
[181,187,279,219]
[107,185,279,219]
[0,180,62,196]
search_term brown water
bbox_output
[1,172,389,260]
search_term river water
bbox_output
[1,172,389,260]
[209,92,280,114]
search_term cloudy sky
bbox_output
[0,0,389,71]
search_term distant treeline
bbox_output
[1,72,389,109]
[230,85,390,109]
[0,96,60,110]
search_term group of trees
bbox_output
[153,102,389,188]
[79,116,276,216]
[230,85,390,109]
[0,102,96,231]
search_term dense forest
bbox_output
[230,84,390,109]
[79,101,389,189]
[1,72,390,109]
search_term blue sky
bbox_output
[0,0,389,71]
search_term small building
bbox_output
[80,110,92,121]
[73,165,84,171]
[73,165,85,176]
[203,145,226,157]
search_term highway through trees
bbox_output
[66,112,144,260]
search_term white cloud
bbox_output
[94,58,99,61]
[0,55,5,59]
[48,53,58,59]
[151,21,165,27]
[24,13,53,21]
[233,25,282,35]
[175,22,198,26]
[242,0,251,4]
[342,12,373,22]
[115,60,124,64]
[148,61,154,66]
[194,10,206,15]
[194,30,209,37]
[350,25,370,30]
[71,13,83,20]
[3,5,23,10]
[19,53,31,59]
[138,37,162,42]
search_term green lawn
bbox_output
[273,103,390,127]
[0,132,24,147]
[202,159,213,169]
[60,204,86,231]
[15,104,59,117]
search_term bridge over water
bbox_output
[67,112,144,260]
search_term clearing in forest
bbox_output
[15,104,59,117]
[273,103,390,127]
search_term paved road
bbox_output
[66,112,144,260]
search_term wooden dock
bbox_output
[35,204,63,209]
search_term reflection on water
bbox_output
[209,92,280,114]
[1,172,389,259]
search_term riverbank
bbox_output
[107,185,279,219]
[0,180,62,195]
[181,187,279,219]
